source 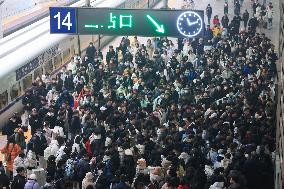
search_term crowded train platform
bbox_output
[0,0,282,188]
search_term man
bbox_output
[206,4,212,25]
[248,15,258,35]
[11,167,26,189]
[106,45,117,64]
[242,10,249,29]
[86,42,96,62]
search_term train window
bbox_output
[22,74,32,91]
[54,54,62,69]
[44,59,53,74]
[0,91,8,109]
[34,66,43,81]
[10,82,21,101]
[63,49,70,64]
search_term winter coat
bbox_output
[15,130,26,150]
[82,178,95,189]
[0,143,21,172]
[70,115,81,134]
[25,151,38,171]
[13,156,26,176]
[78,159,91,180]
[209,182,224,189]
[24,179,41,189]
[12,174,26,189]
[0,170,10,188]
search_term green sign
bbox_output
[77,8,204,37]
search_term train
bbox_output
[0,0,161,129]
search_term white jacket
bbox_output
[209,182,224,189]
[266,7,273,18]
[13,156,26,176]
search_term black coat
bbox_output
[11,174,26,189]
[70,116,81,134]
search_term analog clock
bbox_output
[176,11,203,37]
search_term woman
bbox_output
[0,136,21,178]
[24,174,41,189]
[82,172,95,189]
[146,39,154,59]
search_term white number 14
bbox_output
[54,12,73,30]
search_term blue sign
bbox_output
[50,7,76,34]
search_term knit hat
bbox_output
[124,149,133,156]
[85,172,94,180]
[29,174,37,180]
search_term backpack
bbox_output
[64,159,75,179]
[42,184,56,189]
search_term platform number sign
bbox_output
[50,7,76,34]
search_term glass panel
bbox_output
[34,66,43,81]
[10,82,21,101]
[63,49,70,64]
[22,74,32,91]
[0,91,8,109]
[44,59,53,74]
[54,54,62,69]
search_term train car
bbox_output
[0,0,160,129]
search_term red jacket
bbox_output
[213,18,220,25]
[85,140,92,157]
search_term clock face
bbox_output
[176,11,203,37]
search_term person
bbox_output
[29,108,40,136]
[0,136,22,178]
[248,15,258,35]
[24,174,41,189]
[11,167,26,189]
[234,0,241,15]
[266,2,273,29]
[221,14,230,28]
[13,153,26,177]
[42,176,55,189]
[2,116,19,137]
[213,15,220,26]
[242,10,249,29]
[86,42,96,62]
[224,2,228,14]
[82,172,95,189]
[0,163,10,189]
[78,155,91,188]
[14,127,27,150]
[206,4,212,25]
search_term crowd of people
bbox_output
[0,0,278,189]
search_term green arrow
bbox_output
[85,24,98,28]
[146,15,165,34]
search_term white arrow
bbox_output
[146,15,165,34]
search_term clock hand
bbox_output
[190,20,199,26]
[187,18,191,26]
[186,18,199,26]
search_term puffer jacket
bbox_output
[24,179,41,189]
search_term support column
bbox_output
[85,0,90,7]
[0,1,4,39]
[163,0,168,9]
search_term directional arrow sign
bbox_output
[146,15,165,34]
[71,8,204,37]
